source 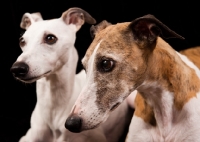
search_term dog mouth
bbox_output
[110,102,121,111]
[84,121,102,131]
[16,71,51,83]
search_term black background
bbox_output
[1,1,200,141]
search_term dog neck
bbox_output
[36,46,79,112]
[136,37,200,137]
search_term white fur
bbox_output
[74,41,100,115]
[126,91,138,109]
[74,41,118,129]
[127,83,175,142]
[127,92,200,142]
[12,11,107,142]
[142,82,174,136]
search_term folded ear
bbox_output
[20,12,43,30]
[61,7,96,32]
[90,20,112,39]
[129,14,184,47]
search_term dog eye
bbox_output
[19,37,25,47]
[99,59,115,72]
[45,34,57,45]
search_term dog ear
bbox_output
[90,20,112,39]
[20,12,43,30]
[61,7,96,31]
[129,14,184,47]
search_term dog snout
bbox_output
[65,114,82,133]
[10,62,29,78]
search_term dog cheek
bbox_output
[73,84,98,113]
[95,85,123,111]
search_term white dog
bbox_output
[65,14,200,142]
[10,7,107,142]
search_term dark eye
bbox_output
[99,59,115,72]
[44,34,57,45]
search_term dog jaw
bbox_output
[15,70,51,83]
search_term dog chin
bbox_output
[82,121,102,131]
[17,71,51,83]
[83,114,109,131]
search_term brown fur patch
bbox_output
[90,20,112,38]
[134,92,156,126]
[134,44,200,123]
[145,38,200,110]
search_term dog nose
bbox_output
[10,62,29,77]
[65,115,82,133]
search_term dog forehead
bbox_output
[22,20,49,37]
[24,19,69,35]
[83,22,132,64]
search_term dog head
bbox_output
[65,14,184,132]
[10,7,96,83]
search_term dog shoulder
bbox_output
[179,46,200,69]
[177,51,200,78]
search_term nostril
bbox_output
[10,62,29,77]
[65,115,82,133]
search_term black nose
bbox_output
[10,62,29,78]
[65,115,82,133]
